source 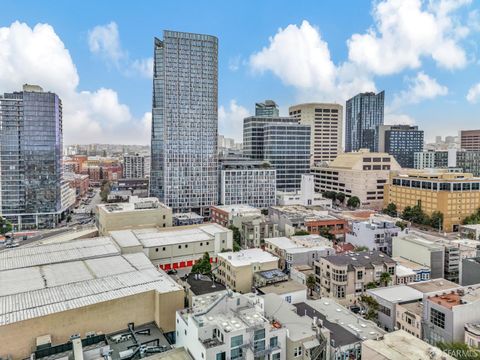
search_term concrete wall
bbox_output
[98,207,172,235]
[0,289,183,359]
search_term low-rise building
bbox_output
[346,218,403,256]
[394,257,431,283]
[0,238,184,359]
[460,224,480,240]
[396,300,424,338]
[182,273,226,307]
[109,223,232,270]
[211,204,261,228]
[239,214,280,248]
[269,205,347,238]
[311,149,402,209]
[64,172,90,199]
[461,257,480,286]
[384,170,480,232]
[367,285,423,331]
[217,249,279,293]
[254,268,288,287]
[290,264,315,287]
[265,235,335,271]
[276,174,332,207]
[257,280,308,304]
[96,196,172,235]
[423,285,480,344]
[260,293,327,360]
[172,212,204,226]
[465,323,480,348]
[361,330,454,360]
[295,299,386,360]
[176,291,287,360]
[315,251,397,305]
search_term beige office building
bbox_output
[96,196,172,235]
[312,149,402,209]
[217,248,279,293]
[289,103,343,165]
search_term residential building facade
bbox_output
[315,251,397,305]
[150,31,218,215]
[220,158,276,208]
[289,103,343,165]
[346,218,402,255]
[460,129,480,151]
[122,153,146,179]
[345,91,385,152]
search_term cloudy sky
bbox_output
[1,0,479,144]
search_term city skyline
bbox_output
[0,0,479,144]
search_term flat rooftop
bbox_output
[262,293,316,342]
[398,301,423,317]
[295,299,385,345]
[395,264,416,277]
[258,280,307,295]
[111,223,229,248]
[407,278,460,294]
[367,285,423,304]
[270,205,336,220]
[362,330,454,360]
[0,251,182,326]
[186,273,226,296]
[218,248,278,267]
[0,237,118,271]
[173,212,203,220]
[212,204,261,215]
[98,197,170,213]
[323,251,394,267]
[393,257,429,271]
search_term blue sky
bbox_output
[0,0,479,144]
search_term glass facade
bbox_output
[255,100,279,117]
[382,125,424,168]
[150,31,218,215]
[345,91,384,152]
[0,86,64,229]
[263,123,311,191]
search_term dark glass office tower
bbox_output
[345,91,385,152]
[378,125,424,168]
[255,100,279,117]
[0,84,64,229]
[149,31,218,215]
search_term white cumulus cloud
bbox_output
[0,21,150,144]
[88,21,152,78]
[249,20,375,102]
[392,72,448,107]
[347,0,470,75]
[219,100,251,142]
[467,82,480,103]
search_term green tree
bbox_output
[336,192,346,204]
[347,196,360,209]
[294,229,310,236]
[100,180,111,202]
[383,203,397,217]
[359,294,379,321]
[366,282,377,290]
[463,208,480,225]
[191,252,212,274]
[436,342,480,360]
[0,217,13,235]
[228,225,242,251]
[319,227,335,241]
[430,211,444,230]
[380,272,392,286]
[322,191,337,201]
[261,209,268,216]
[66,215,72,223]
[395,220,408,231]
[354,246,369,252]
[306,274,316,296]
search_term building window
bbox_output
[285,295,292,303]
[155,248,159,252]
[163,247,166,251]
[230,348,242,360]
[178,245,181,249]
[231,335,243,348]
[357,271,363,280]
[431,308,445,329]
[378,305,391,317]
[216,352,226,360]
[270,336,278,348]
[294,346,303,357]
[272,353,280,360]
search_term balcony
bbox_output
[201,337,224,349]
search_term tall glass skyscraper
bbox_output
[0,84,64,229]
[345,91,385,152]
[150,31,218,215]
